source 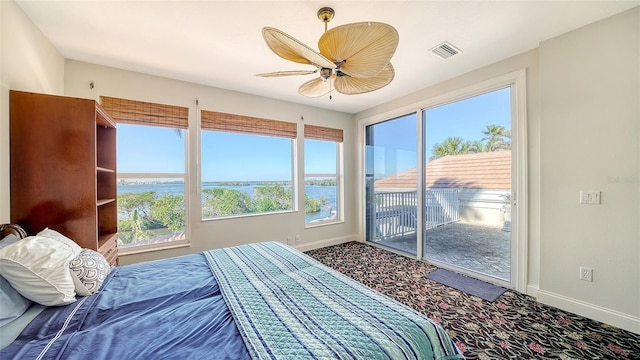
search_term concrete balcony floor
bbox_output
[370,221,511,281]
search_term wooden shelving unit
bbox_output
[10,90,119,265]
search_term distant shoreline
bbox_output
[118,180,337,186]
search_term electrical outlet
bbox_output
[295,235,300,243]
[286,236,292,245]
[580,267,593,282]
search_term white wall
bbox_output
[0,1,65,223]
[355,7,639,334]
[64,60,358,264]
[537,7,639,333]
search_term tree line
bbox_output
[430,124,510,160]
[118,185,326,244]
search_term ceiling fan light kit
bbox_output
[256,7,399,99]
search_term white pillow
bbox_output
[0,236,77,306]
[69,249,111,296]
[37,228,82,256]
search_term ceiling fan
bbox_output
[256,7,399,98]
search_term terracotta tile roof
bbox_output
[373,167,418,189]
[374,151,511,190]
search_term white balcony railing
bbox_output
[373,189,460,240]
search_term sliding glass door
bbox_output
[364,86,516,285]
[422,87,513,282]
[362,71,527,289]
[365,114,418,256]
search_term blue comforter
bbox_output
[2,253,250,359]
[2,243,463,359]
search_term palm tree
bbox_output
[429,124,511,160]
[430,137,474,160]
[481,124,511,151]
[471,140,488,153]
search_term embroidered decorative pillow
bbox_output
[69,249,111,296]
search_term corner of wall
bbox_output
[293,234,358,252]
[1,0,65,223]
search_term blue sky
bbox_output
[117,125,186,174]
[368,87,511,177]
[201,131,293,182]
[425,87,511,151]
[117,126,336,182]
[117,87,510,181]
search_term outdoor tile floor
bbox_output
[372,221,511,281]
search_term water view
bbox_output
[117,182,337,222]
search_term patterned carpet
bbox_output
[305,241,640,360]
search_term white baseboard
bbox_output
[536,289,640,335]
[526,284,539,297]
[293,234,357,252]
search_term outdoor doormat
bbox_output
[426,268,507,302]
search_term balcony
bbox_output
[368,189,510,281]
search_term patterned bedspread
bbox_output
[205,242,464,360]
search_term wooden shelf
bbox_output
[97,198,116,206]
[98,232,118,247]
[96,103,116,128]
[10,90,119,266]
[97,166,115,173]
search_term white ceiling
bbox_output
[16,1,639,114]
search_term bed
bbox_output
[0,225,464,359]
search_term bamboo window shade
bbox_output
[201,110,296,139]
[304,124,343,143]
[100,96,188,129]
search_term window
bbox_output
[101,97,188,252]
[304,125,343,226]
[201,110,297,220]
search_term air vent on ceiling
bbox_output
[430,42,461,59]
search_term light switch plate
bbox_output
[580,191,601,205]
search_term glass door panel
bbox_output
[422,87,512,281]
[365,114,418,255]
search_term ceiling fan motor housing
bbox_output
[317,7,335,23]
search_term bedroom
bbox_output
[1,0,638,358]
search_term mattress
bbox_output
[1,242,463,359]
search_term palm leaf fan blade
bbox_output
[299,76,336,97]
[335,63,394,95]
[318,22,398,78]
[262,27,335,68]
[255,70,317,77]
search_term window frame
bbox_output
[101,97,190,255]
[200,110,298,221]
[303,126,344,228]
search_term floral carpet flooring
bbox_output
[305,241,640,360]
